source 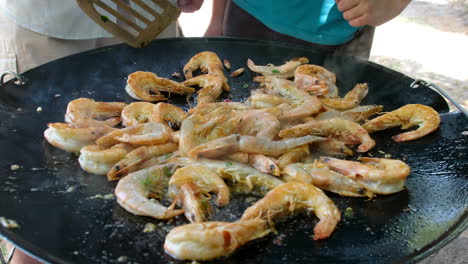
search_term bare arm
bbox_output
[178,0,204,13]
[204,0,227,36]
[335,0,411,27]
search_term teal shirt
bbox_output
[233,0,359,45]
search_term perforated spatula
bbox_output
[76,0,180,48]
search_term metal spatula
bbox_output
[76,0,180,48]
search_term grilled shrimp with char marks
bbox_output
[362,104,440,142]
[240,182,341,240]
[115,163,184,219]
[126,71,195,102]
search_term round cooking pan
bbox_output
[0,38,466,264]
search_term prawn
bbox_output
[320,157,411,194]
[248,154,281,176]
[282,162,373,197]
[107,142,178,181]
[277,144,310,169]
[237,111,280,139]
[320,83,369,111]
[164,218,270,261]
[240,182,341,240]
[168,165,230,222]
[78,144,134,175]
[96,123,171,147]
[254,76,322,120]
[183,74,224,105]
[247,57,309,79]
[44,122,114,153]
[315,105,384,124]
[362,104,440,142]
[188,134,325,159]
[151,102,187,128]
[315,138,355,156]
[246,91,285,109]
[294,64,338,96]
[65,98,126,128]
[279,118,375,152]
[114,163,184,219]
[125,71,195,102]
[183,51,229,90]
[121,102,155,127]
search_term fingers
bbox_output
[336,0,360,12]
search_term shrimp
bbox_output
[107,142,178,181]
[248,154,281,176]
[362,104,440,142]
[164,218,270,261]
[282,162,373,197]
[78,144,134,175]
[121,102,155,127]
[183,74,224,105]
[238,111,280,139]
[320,83,369,111]
[247,57,309,78]
[114,163,184,219]
[240,182,341,240]
[168,165,230,222]
[277,145,310,169]
[246,91,285,109]
[151,102,187,128]
[44,122,115,153]
[279,118,375,152]
[188,134,325,159]
[315,138,355,156]
[193,159,284,196]
[65,98,126,128]
[125,71,195,102]
[254,76,322,120]
[315,105,384,124]
[294,64,338,96]
[183,51,229,90]
[320,157,411,194]
[96,123,171,147]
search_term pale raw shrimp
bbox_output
[151,102,187,128]
[247,57,309,78]
[164,218,270,261]
[320,83,369,111]
[168,165,230,223]
[282,162,373,197]
[240,182,341,240]
[315,138,354,156]
[253,76,322,120]
[44,122,115,153]
[115,163,184,219]
[121,102,155,127]
[107,142,178,181]
[279,118,375,152]
[294,64,337,96]
[96,123,171,147]
[246,91,285,109]
[188,134,325,159]
[362,104,440,142]
[238,111,280,139]
[248,154,281,176]
[320,157,411,194]
[183,74,224,105]
[277,144,310,169]
[183,51,229,90]
[189,158,284,195]
[125,71,195,102]
[65,98,126,128]
[315,105,384,124]
[78,144,134,175]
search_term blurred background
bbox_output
[179,0,468,111]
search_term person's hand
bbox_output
[335,0,411,27]
[178,0,204,13]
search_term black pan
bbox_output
[0,38,466,264]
